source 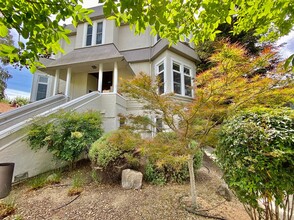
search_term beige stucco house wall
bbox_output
[30,5,200,132]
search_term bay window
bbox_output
[172,61,193,97]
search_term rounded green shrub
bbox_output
[216,108,294,219]
[27,111,103,167]
[89,129,142,182]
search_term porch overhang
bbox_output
[42,43,124,73]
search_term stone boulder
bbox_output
[216,183,232,201]
[121,169,143,190]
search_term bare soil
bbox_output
[2,156,250,220]
[0,103,16,114]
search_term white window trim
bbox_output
[83,19,105,47]
[154,58,167,94]
[171,58,194,98]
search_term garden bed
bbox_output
[1,156,249,220]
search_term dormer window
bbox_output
[84,20,104,47]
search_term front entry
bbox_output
[102,71,113,92]
[88,71,113,93]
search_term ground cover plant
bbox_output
[216,108,294,220]
[27,110,103,168]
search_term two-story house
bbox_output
[0,5,199,182]
[30,5,199,132]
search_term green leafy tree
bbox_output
[216,108,294,220]
[0,68,12,100]
[0,0,93,71]
[0,30,14,100]
[102,0,294,68]
[119,42,293,207]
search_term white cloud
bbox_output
[82,0,101,8]
[276,30,294,59]
[5,89,31,100]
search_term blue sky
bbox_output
[5,65,32,99]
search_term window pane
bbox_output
[97,22,103,32]
[185,76,192,96]
[36,84,47,100]
[184,67,190,75]
[173,63,180,71]
[86,24,92,46]
[173,72,181,83]
[158,63,164,72]
[185,86,192,97]
[173,71,181,94]
[158,73,164,94]
[184,75,191,86]
[39,76,48,83]
[96,33,102,44]
[96,22,103,44]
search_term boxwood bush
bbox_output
[216,108,294,220]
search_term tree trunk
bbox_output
[188,154,197,207]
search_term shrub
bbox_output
[143,132,203,184]
[11,97,29,106]
[216,108,294,220]
[27,111,103,167]
[89,129,142,182]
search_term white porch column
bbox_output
[98,63,103,92]
[65,67,72,97]
[113,61,118,93]
[53,69,60,95]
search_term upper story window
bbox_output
[86,25,93,46]
[84,20,104,47]
[156,61,165,94]
[172,61,193,97]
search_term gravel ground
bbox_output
[3,156,249,220]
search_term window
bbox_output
[96,22,103,44]
[173,62,181,95]
[36,76,48,101]
[172,61,193,97]
[156,61,165,94]
[86,24,93,46]
[84,21,104,46]
[184,66,192,96]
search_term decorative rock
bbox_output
[216,183,232,201]
[121,169,143,190]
